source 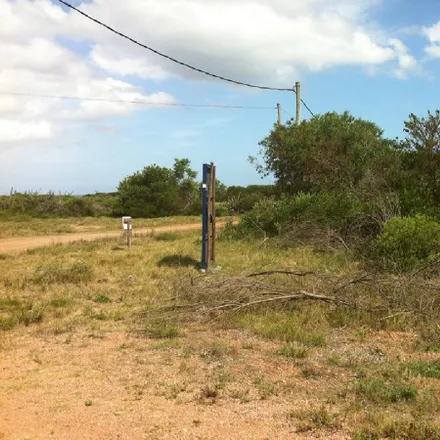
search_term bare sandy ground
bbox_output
[0,222,225,254]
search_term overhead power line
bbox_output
[0,92,276,110]
[55,0,314,116]
[56,0,291,92]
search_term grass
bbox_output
[0,215,202,238]
[276,343,309,359]
[291,405,341,432]
[353,419,440,440]
[237,312,327,347]
[2,223,440,437]
[31,262,93,285]
[145,322,181,339]
[403,360,440,379]
[153,232,178,241]
[253,376,279,400]
[200,341,238,360]
[355,378,417,404]
[93,294,111,304]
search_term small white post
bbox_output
[122,216,133,248]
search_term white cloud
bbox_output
[424,22,440,58]
[388,38,418,79]
[0,0,419,147]
[65,0,415,82]
[0,0,176,146]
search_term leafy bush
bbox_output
[373,215,440,272]
[226,191,374,246]
[215,203,229,217]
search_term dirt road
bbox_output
[0,221,226,254]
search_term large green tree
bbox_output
[117,158,198,218]
[400,110,440,209]
[255,112,400,197]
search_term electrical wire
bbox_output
[0,92,276,110]
[55,0,315,116]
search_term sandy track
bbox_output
[0,222,226,254]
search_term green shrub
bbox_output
[373,215,440,272]
[215,203,229,217]
[241,197,279,236]
[229,191,373,244]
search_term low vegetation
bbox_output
[3,109,440,437]
[1,228,440,437]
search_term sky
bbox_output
[1,0,440,194]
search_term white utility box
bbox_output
[122,216,133,231]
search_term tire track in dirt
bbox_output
[0,221,232,254]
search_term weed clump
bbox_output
[354,419,440,440]
[32,262,93,285]
[145,321,180,339]
[153,232,178,241]
[403,360,440,379]
[276,343,309,359]
[291,405,341,432]
[356,378,417,404]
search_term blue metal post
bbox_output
[201,163,210,269]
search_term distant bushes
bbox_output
[0,191,118,218]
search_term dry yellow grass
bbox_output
[1,229,440,439]
[0,215,202,238]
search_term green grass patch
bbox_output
[291,405,341,432]
[50,297,75,308]
[93,294,111,304]
[32,261,93,285]
[145,322,180,339]
[403,360,440,379]
[238,312,327,347]
[153,232,178,241]
[154,339,181,350]
[354,420,440,440]
[0,316,16,331]
[356,378,417,404]
[276,343,309,359]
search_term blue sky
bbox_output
[1,0,440,194]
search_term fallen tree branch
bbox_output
[248,270,317,278]
[227,290,351,313]
[332,274,374,293]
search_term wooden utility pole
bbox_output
[277,103,282,125]
[203,162,216,269]
[295,81,301,125]
[209,163,216,263]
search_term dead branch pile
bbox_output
[161,269,440,320]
